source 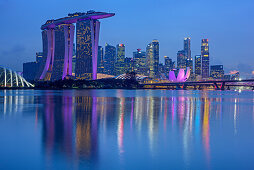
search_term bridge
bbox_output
[141,79,254,90]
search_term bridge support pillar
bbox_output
[221,82,225,90]
[214,83,219,90]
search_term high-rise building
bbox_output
[177,50,187,69]
[23,62,39,82]
[97,46,104,73]
[75,20,100,80]
[133,49,146,75]
[37,24,75,81]
[164,56,174,78]
[201,39,209,79]
[210,65,224,79]
[186,58,193,74]
[115,44,125,75]
[231,71,240,80]
[146,40,159,78]
[184,38,191,60]
[195,55,202,77]
[72,44,76,76]
[36,52,43,64]
[124,57,133,73]
[51,24,74,81]
[104,43,116,75]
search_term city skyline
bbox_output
[0,0,254,77]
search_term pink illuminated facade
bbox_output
[37,11,115,81]
[169,67,190,82]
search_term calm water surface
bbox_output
[0,89,254,169]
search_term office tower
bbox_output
[231,72,240,80]
[195,55,201,77]
[184,38,191,60]
[75,20,100,80]
[104,43,116,75]
[97,46,104,74]
[23,62,39,82]
[36,52,43,64]
[133,49,146,75]
[124,57,133,73]
[146,40,159,78]
[50,24,74,81]
[37,24,74,81]
[201,39,209,79]
[186,58,193,74]
[177,50,187,69]
[115,44,125,75]
[37,11,114,81]
[72,44,76,75]
[210,65,224,79]
[223,75,231,80]
[164,56,173,77]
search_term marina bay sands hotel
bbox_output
[37,11,115,81]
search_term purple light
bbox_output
[169,67,190,82]
[40,29,55,80]
[41,13,114,30]
[91,20,100,80]
[62,24,75,80]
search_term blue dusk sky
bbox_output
[0,0,254,76]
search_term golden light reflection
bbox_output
[202,93,210,165]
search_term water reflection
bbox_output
[1,90,254,169]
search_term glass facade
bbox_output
[195,55,202,77]
[210,65,224,79]
[23,62,39,82]
[201,39,209,79]
[104,43,116,75]
[115,44,125,75]
[146,40,159,78]
[97,46,104,73]
[75,20,93,80]
[133,49,146,75]
[177,50,187,69]
[51,25,65,81]
[184,37,191,60]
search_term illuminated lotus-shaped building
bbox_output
[169,67,190,82]
[0,66,33,88]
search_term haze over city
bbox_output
[0,0,254,77]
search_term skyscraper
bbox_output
[37,23,75,81]
[23,62,39,82]
[201,39,209,79]
[75,19,100,80]
[97,46,104,73]
[51,24,74,81]
[124,57,133,73]
[146,40,159,78]
[184,38,191,60]
[115,44,125,75]
[104,43,116,75]
[164,56,174,78]
[186,58,193,74]
[210,65,224,79]
[36,52,43,64]
[195,55,201,77]
[133,49,146,75]
[177,50,187,69]
[72,44,76,76]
